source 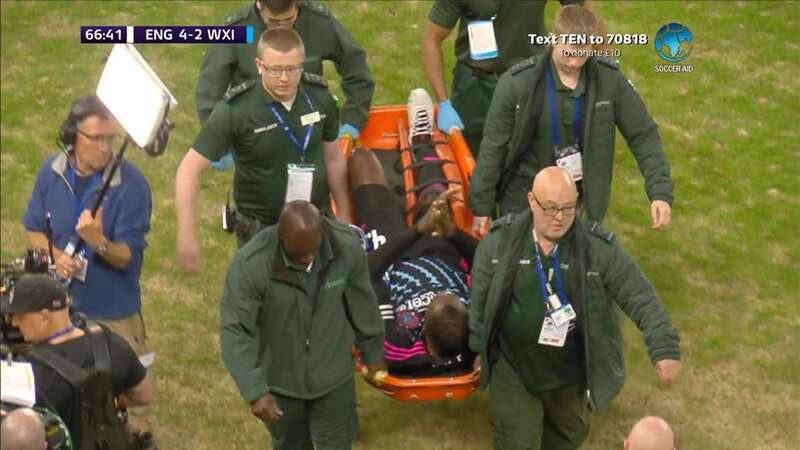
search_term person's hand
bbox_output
[250,393,283,423]
[655,359,681,386]
[211,153,234,171]
[472,355,481,372]
[75,207,105,249]
[177,232,202,274]
[416,201,441,235]
[55,252,83,279]
[361,361,388,386]
[472,216,490,239]
[429,187,460,238]
[437,100,464,134]
[650,200,672,229]
[338,123,359,140]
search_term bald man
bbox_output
[219,200,384,450]
[625,416,675,450]
[1,408,47,450]
[469,166,681,450]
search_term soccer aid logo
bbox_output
[654,23,693,63]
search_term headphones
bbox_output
[56,95,109,153]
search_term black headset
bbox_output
[56,95,110,153]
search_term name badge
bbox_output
[285,163,315,203]
[467,20,499,61]
[555,148,583,181]
[538,317,569,347]
[300,111,321,126]
[74,253,88,282]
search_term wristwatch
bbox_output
[95,239,111,256]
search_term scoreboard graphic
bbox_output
[81,26,254,44]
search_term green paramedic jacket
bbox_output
[196,1,374,130]
[468,211,680,411]
[220,216,385,401]
[468,47,674,222]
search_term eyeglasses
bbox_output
[257,60,303,78]
[77,129,118,146]
[532,194,577,217]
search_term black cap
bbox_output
[1,274,69,314]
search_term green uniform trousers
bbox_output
[451,61,499,159]
[265,377,357,450]
[488,357,591,450]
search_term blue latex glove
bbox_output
[211,153,234,171]
[437,100,464,134]
[338,123,359,140]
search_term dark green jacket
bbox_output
[220,217,384,401]
[196,1,374,129]
[469,211,680,411]
[468,47,674,222]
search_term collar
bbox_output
[50,151,122,190]
[529,222,575,254]
[280,244,311,272]
[261,83,303,107]
[549,60,586,98]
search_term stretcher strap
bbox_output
[403,158,456,172]
[398,140,449,160]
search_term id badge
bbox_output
[467,20,499,61]
[549,303,577,328]
[74,253,88,282]
[286,163,315,203]
[538,316,569,347]
[300,111,321,126]
[555,146,583,181]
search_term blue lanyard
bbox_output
[532,230,570,309]
[45,325,75,343]
[68,165,102,228]
[268,92,315,161]
[546,65,582,148]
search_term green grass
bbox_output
[2,1,799,449]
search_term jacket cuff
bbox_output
[469,202,494,218]
[649,347,681,365]
[231,369,270,403]
[358,340,385,366]
[648,193,673,205]
[341,108,367,132]
[468,334,484,354]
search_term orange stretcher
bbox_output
[338,104,481,403]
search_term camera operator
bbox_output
[1,274,154,447]
[21,94,155,432]
[0,407,47,450]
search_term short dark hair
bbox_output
[425,298,468,358]
[257,0,299,15]
[552,4,599,42]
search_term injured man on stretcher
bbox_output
[348,89,477,377]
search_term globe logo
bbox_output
[654,23,693,63]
